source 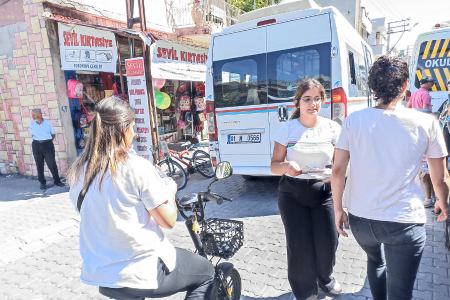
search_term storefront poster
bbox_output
[150,40,208,81]
[125,57,153,162]
[58,23,118,73]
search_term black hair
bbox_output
[367,55,409,105]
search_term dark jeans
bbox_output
[32,140,60,184]
[117,248,216,299]
[348,213,426,300]
[278,175,338,300]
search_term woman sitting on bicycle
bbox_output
[68,97,216,300]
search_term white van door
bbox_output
[266,14,332,154]
[212,27,271,173]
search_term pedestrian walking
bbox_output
[332,56,450,300]
[420,112,441,209]
[271,79,342,300]
[406,76,435,111]
[68,97,217,300]
[30,108,64,190]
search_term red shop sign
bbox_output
[125,58,145,77]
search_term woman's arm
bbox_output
[147,176,178,229]
[271,142,302,177]
[427,157,450,222]
[331,148,350,237]
[149,199,178,229]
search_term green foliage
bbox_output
[229,0,281,13]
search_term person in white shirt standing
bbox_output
[30,108,64,190]
[68,97,216,300]
[332,56,450,300]
[271,79,342,300]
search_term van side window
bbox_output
[267,43,331,103]
[348,52,356,85]
[213,55,267,108]
[415,40,448,91]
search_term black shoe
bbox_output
[54,181,65,187]
[40,183,46,190]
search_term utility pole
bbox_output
[126,0,159,162]
[387,18,418,55]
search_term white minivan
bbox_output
[407,26,450,111]
[205,1,374,177]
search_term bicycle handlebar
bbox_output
[204,193,223,205]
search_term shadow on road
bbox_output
[176,174,281,220]
[0,174,69,202]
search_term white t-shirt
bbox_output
[335,107,448,223]
[273,117,341,179]
[69,150,177,289]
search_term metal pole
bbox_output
[116,39,126,100]
[138,0,159,161]
[387,22,390,55]
[126,0,135,58]
[254,0,256,10]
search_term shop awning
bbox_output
[44,14,209,81]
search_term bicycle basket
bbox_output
[149,141,169,161]
[202,218,244,259]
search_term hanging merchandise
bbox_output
[153,78,166,90]
[178,83,187,94]
[185,111,192,123]
[81,102,92,124]
[177,119,186,129]
[157,92,171,109]
[179,95,191,111]
[195,83,205,96]
[155,90,165,107]
[199,111,206,122]
[67,78,83,99]
[72,106,89,129]
[195,96,205,111]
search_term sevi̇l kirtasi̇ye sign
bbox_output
[58,23,118,73]
[125,57,154,163]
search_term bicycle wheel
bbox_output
[215,268,241,300]
[193,150,215,178]
[157,158,187,190]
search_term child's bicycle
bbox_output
[157,135,215,190]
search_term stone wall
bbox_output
[0,0,69,177]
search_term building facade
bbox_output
[0,0,241,176]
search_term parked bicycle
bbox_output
[177,161,243,299]
[157,135,214,190]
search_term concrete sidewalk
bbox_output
[0,174,449,300]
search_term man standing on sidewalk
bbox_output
[406,77,436,111]
[30,108,65,190]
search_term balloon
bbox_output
[154,90,164,107]
[157,92,171,110]
[153,78,166,90]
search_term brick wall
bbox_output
[0,0,69,177]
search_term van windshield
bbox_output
[267,43,331,102]
[415,39,450,91]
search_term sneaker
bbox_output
[54,181,65,187]
[329,280,343,295]
[40,183,46,190]
[423,198,434,208]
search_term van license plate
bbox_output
[227,134,261,144]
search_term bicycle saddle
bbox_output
[178,193,199,208]
[99,287,144,300]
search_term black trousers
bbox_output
[32,140,60,184]
[278,175,338,300]
[115,248,216,299]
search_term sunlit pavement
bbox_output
[0,173,448,300]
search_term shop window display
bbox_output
[155,79,207,143]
